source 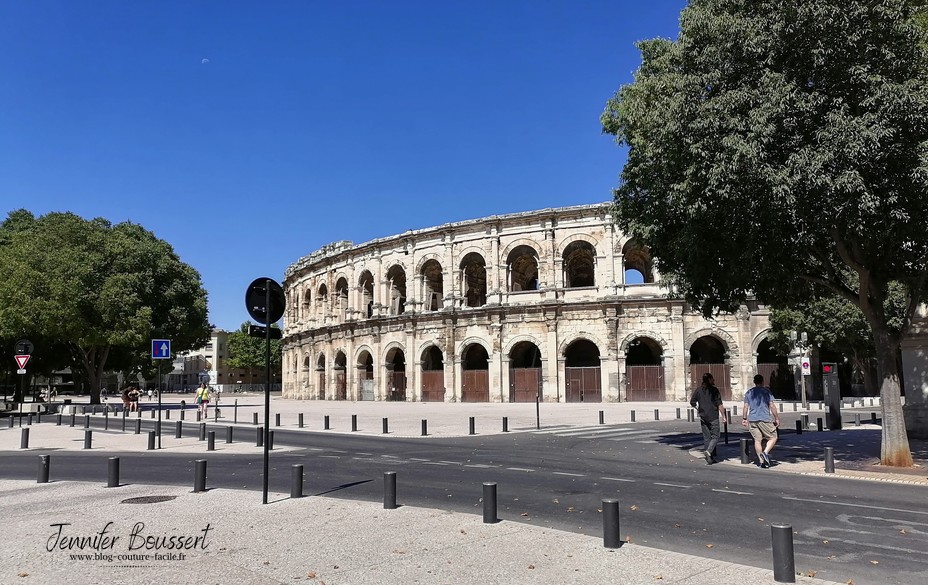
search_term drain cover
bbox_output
[120,495,178,504]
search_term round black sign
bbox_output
[245,277,285,325]
[14,339,34,355]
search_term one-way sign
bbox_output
[152,339,172,359]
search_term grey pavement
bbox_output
[2,394,921,585]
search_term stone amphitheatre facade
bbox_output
[281,203,784,403]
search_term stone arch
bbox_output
[557,232,602,257]
[562,240,597,288]
[562,337,603,403]
[684,328,738,357]
[503,334,545,356]
[621,238,655,284]
[500,237,543,261]
[459,251,487,308]
[414,252,444,274]
[419,258,444,312]
[383,344,408,401]
[419,343,445,402]
[558,332,607,357]
[455,336,493,357]
[358,270,375,318]
[618,331,670,354]
[505,244,539,291]
[385,264,407,315]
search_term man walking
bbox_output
[742,374,780,468]
[690,373,726,465]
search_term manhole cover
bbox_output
[120,495,178,504]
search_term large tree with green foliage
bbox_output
[0,210,211,403]
[602,0,928,466]
[226,322,282,387]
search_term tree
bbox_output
[226,322,281,389]
[602,0,928,466]
[0,211,211,403]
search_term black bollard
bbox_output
[84,414,90,429]
[298,413,304,428]
[108,457,119,488]
[687,408,694,422]
[723,420,729,444]
[654,409,660,421]
[165,409,170,420]
[56,413,62,426]
[351,414,357,432]
[147,431,155,450]
[256,427,264,447]
[181,408,186,421]
[631,410,636,423]
[121,411,126,432]
[602,499,621,549]
[676,407,681,420]
[382,417,389,434]
[795,419,802,435]
[70,413,75,427]
[7,416,12,429]
[276,413,281,427]
[384,471,397,509]
[20,428,29,449]
[291,465,304,499]
[38,455,50,483]
[134,419,141,434]
[421,419,428,436]
[199,423,206,441]
[27,413,33,425]
[226,426,233,444]
[771,524,796,583]
[253,412,259,425]
[801,414,809,430]
[268,430,274,450]
[207,431,215,451]
[193,459,207,493]
[740,438,750,464]
[176,420,183,438]
[599,410,605,425]
[324,415,330,430]
[824,447,835,474]
[483,482,498,524]
[502,417,509,433]
[84,430,93,449]
[234,400,238,424]
[104,410,108,430]
[150,409,156,419]
[816,417,823,432]
[871,412,877,424]
[196,411,201,422]
[854,413,860,427]
[469,416,475,435]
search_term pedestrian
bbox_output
[690,372,726,465]
[128,386,141,412]
[147,388,153,401]
[195,382,211,418]
[742,374,780,468]
[121,386,131,411]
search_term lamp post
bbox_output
[790,331,811,410]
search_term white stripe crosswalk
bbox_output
[524,424,694,442]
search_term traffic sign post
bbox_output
[13,340,34,403]
[151,339,172,449]
[799,357,811,410]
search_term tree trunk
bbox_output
[873,328,913,467]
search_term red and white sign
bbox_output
[800,358,811,376]
[14,354,30,369]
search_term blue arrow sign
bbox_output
[152,339,171,360]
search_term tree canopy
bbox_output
[602,0,928,465]
[0,210,211,401]
[226,322,282,379]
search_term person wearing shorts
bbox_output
[742,374,780,468]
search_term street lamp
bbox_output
[790,331,811,409]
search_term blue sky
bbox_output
[0,0,685,332]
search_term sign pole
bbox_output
[157,361,162,449]
[262,279,272,505]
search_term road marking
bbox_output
[381,454,399,458]
[354,452,372,456]
[439,460,462,465]
[507,467,535,472]
[600,477,635,482]
[319,455,340,459]
[712,488,753,495]
[465,464,498,468]
[551,426,635,437]
[782,497,928,516]
[422,462,449,466]
[653,482,690,489]
[409,457,430,461]
[553,472,586,477]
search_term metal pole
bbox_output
[824,447,835,474]
[276,413,281,427]
[20,428,29,449]
[176,420,182,438]
[291,464,304,499]
[599,410,604,425]
[502,416,509,433]
[654,408,659,421]
[740,438,750,464]
[226,426,233,443]
[469,416,475,435]
[384,471,397,509]
[382,417,389,434]
[535,387,540,430]
[108,457,119,488]
[207,431,215,451]
[298,412,304,428]
[771,524,796,583]
[194,459,207,493]
[351,414,357,432]
[234,399,238,424]
[482,482,498,523]
[324,415,330,430]
[631,410,636,423]
[421,419,428,436]
[602,499,621,549]
[256,426,264,447]
[147,431,155,450]
[38,455,50,483]
[262,279,272,505]
[157,361,162,449]
[84,430,92,449]
[795,420,802,435]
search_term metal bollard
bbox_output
[795,420,802,435]
[38,455,50,483]
[824,447,835,474]
[7,416,12,429]
[382,417,389,434]
[166,409,170,420]
[226,426,233,444]
[801,414,809,430]
[256,427,264,447]
[298,413,304,428]
[199,423,207,441]
[599,410,605,425]
[276,413,281,427]
[207,431,215,451]
[268,430,274,450]
[324,415,330,430]
[469,416,475,435]
[502,417,509,433]
[108,457,120,488]
[234,400,238,423]
[147,431,155,450]
[482,482,498,524]
[253,412,259,425]
[421,419,428,436]
[70,413,76,427]
[351,414,357,432]
[631,410,636,423]
[121,410,127,432]
[57,413,62,426]
[84,430,93,449]
[193,459,207,493]
[20,428,29,449]
[854,413,860,427]
[134,419,141,434]
[103,410,108,430]
[384,471,397,509]
[150,409,156,419]
[654,409,660,421]
[602,499,621,549]
[181,408,186,421]
[676,407,681,420]
[196,411,201,422]
[687,408,694,422]
[771,524,796,583]
[816,417,823,432]
[740,438,750,464]
[723,421,729,444]
[871,412,877,424]
[214,407,219,422]
[176,420,182,438]
[291,465,304,499]
[84,414,90,429]
[793,403,797,412]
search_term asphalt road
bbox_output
[2,416,926,585]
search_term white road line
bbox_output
[409,457,430,461]
[552,427,635,437]
[553,472,586,477]
[605,430,663,441]
[507,467,536,472]
[653,482,690,489]
[600,477,636,482]
[380,454,399,458]
[530,425,610,435]
[712,489,754,495]
[465,464,498,468]
[782,496,928,516]
[422,462,449,466]
[319,455,340,459]
[439,460,462,465]
[354,452,372,456]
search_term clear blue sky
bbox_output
[0,0,685,332]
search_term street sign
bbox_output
[248,324,282,339]
[245,277,285,325]
[14,355,30,369]
[800,357,811,376]
[14,339,34,355]
[16,369,26,375]
[152,339,172,360]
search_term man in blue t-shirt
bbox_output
[742,374,780,468]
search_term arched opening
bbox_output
[689,335,731,400]
[563,241,596,288]
[385,347,407,401]
[317,284,328,316]
[421,260,443,311]
[460,253,487,307]
[315,354,326,400]
[357,350,375,401]
[507,245,538,292]
[301,287,311,320]
[358,271,374,318]
[565,339,601,402]
[622,240,654,284]
[291,290,300,322]
[335,277,349,322]
[334,350,347,400]
[625,337,665,401]
[756,338,796,400]
[509,341,542,402]
[420,346,445,402]
[461,343,490,402]
[386,265,407,315]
